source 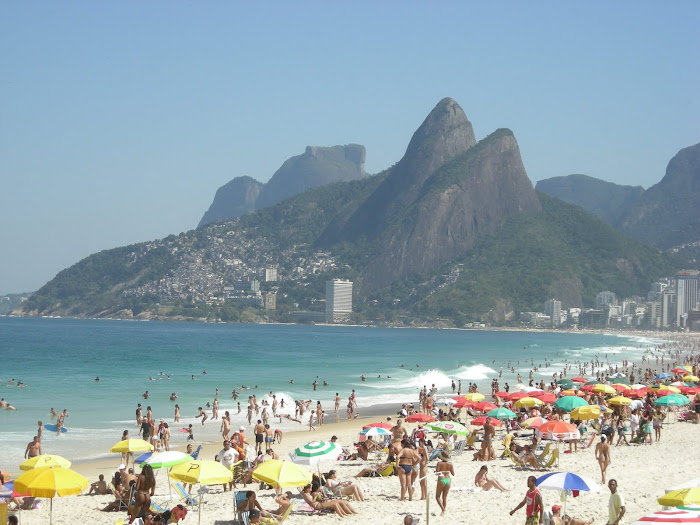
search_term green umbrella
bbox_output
[654,394,690,407]
[554,396,588,412]
[556,379,574,389]
[486,407,517,420]
[608,377,630,385]
[425,421,469,435]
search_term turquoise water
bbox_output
[0,317,661,470]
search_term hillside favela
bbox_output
[8,98,699,332]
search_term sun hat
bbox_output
[239,426,245,431]
[438,451,450,461]
[552,505,562,512]
[118,464,126,470]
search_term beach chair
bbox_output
[539,448,559,470]
[465,432,478,450]
[536,443,552,460]
[172,482,203,507]
[263,500,294,525]
[109,483,131,512]
[234,490,250,525]
[452,439,466,456]
[581,433,597,450]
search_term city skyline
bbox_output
[2,2,699,294]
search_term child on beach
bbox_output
[186,424,194,441]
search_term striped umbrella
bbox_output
[360,427,392,438]
[521,416,547,429]
[632,509,700,524]
[536,471,601,522]
[425,421,469,436]
[289,441,340,466]
[142,451,192,469]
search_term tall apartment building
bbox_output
[676,270,699,328]
[325,279,353,323]
[661,290,676,328]
[544,299,562,326]
[265,267,278,282]
[264,292,276,310]
[596,291,617,309]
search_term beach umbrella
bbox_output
[463,393,485,402]
[14,466,88,525]
[170,460,233,525]
[570,405,601,421]
[655,372,672,380]
[533,392,557,404]
[470,416,502,427]
[581,384,598,392]
[608,396,633,406]
[506,392,529,402]
[537,421,580,442]
[683,375,700,382]
[289,441,340,466]
[362,422,392,430]
[536,471,601,522]
[655,394,690,407]
[556,379,574,389]
[109,438,154,468]
[494,391,509,398]
[134,451,153,465]
[559,389,578,397]
[473,401,498,412]
[405,413,435,423]
[142,451,191,469]
[485,407,517,421]
[360,426,392,437]
[554,396,588,412]
[632,508,700,524]
[514,397,544,409]
[425,421,469,435]
[629,400,644,410]
[658,488,700,507]
[572,377,587,383]
[252,459,312,488]
[526,390,546,397]
[442,398,458,406]
[680,387,698,396]
[608,377,630,385]
[521,416,547,429]
[20,455,72,471]
[612,384,631,392]
[592,384,616,395]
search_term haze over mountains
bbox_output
[15,98,689,325]
[536,143,700,252]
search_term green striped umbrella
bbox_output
[556,379,575,389]
[425,421,469,435]
[142,451,192,469]
[485,407,517,420]
[289,441,340,466]
[554,396,588,412]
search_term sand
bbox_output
[4,406,700,525]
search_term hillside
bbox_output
[15,98,688,325]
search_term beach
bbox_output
[4,403,700,525]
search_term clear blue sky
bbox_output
[1,1,698,294]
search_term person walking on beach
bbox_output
[25,436,41,459]
[606,479,625,525]
[595,435,611,483]
[396,439,419,501]
[481,417,495,461]
[435,451,454,515]
[221,411,231,440]
[174,404,180,423]
[510,475,543,525]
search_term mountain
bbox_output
[15,98,687,325]
[535,143,700,251]
[618,143,700,249]
[198,144,366,228]
[198,176,262,227]
[535,175,644,226]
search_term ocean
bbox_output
[0,317,663,469]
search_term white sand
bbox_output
[5,409,699,525]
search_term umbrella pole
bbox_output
[198,492,202,525]
[50,498,53,525]
[425,478,430,525]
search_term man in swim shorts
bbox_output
[25,436,42,459]
[254,419,265,453]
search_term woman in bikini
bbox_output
[130,464,156,521]
[325,470,364,501]
[474,465,507,492]
[435,451,454,515]
[300,483,357,517]
[396,438,419,501]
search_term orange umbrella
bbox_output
[470,417,503,427]
[405,413,435,423]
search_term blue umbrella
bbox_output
[655,372,672,380]
[536,471,601,520]
[134,451,153,464]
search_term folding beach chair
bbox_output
[234,490,250,525]
[172,482,203,507]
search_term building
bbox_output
[676,270,699,328]
[544,299,562,327]
[325,279,353,323]
[596,291,617,309]
[265,267,278,282]
[264,292,276,310]
[661,290,676,328]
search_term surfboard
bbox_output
[44,424,68,433]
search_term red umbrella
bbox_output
[572,377,587,383]
[506,392,529,402]
[362,422,392,430]
[494,391,509,398]
[471,416,503,427]
[612,384,630,392]
[535,392,557,404]
[671,368,688,374]
[405,413,435,423]
[680,387,698,395]
[538,420,578,434]
[473,402,498,412]
[581,384,598,392]
[654,390,674,397]
[528,390,546,397]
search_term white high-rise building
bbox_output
[676,271,699,328]
[596,291,617,309]
[544,299,562,326]
[325,279,353,323]
[265,267,278,282]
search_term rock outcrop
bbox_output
[198,176,262,228]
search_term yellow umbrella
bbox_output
[109,438,154,454]
[169,460,233,485]
[683,375,699,382]
[20,455,72,471]
[570,405,601,420]
[514,397,544,409]
[14,466,88,525]
[607,396,632,406]
[252,459,313,488]
[658,487,700,507]
[169,460,233,525]
[592,384,616,395]
[464,393,485,402]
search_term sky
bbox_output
[1,2,699,295]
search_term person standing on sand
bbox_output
[25,436,41,459]
[606,479,625,525]
[174,404,180,423]
[481,417,495,461]
[254,420,265,454]
[196,407,208,425]
[162,422,170,451]
[37,421,43,442]
[334,393,340,413]
[435,451,454,515]
[396,439,419,501]
[595,435,611,483]
[510,475,543,525]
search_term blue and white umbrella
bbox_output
[536,471,601,520]
[360,427,392,438]
[655,372,672,380]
